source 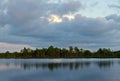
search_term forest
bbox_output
[0,46,120,58]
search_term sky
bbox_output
[1,0,120,52]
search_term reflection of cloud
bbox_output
[0,59,120,81]
[0,64,20,71]
[52,59,63,63]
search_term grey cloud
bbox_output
[58,0,82,14]
[2,0,82,34]
[108,4,120,9]
[90,2,98,7]
[60,15,116,37]
[106,14,120,22]
[17,14,120,49]
[1,0,120,50]
[0,0,83,46]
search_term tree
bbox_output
[46,46,55,57]
[61,48,69,57]
[69,46,73,54]
[20,47,33,57]
[74,47,80,54]
[84,50,92,57]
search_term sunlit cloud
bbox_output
[48,14,62,23]
[63,14,75,21]
[47,14,75,23]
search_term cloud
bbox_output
[63,14,75,21]
[108,4,120,9]
[106,14,120,22]
[0,42,35,52]
[1,0,120,51]
[48,14,62,23]
[47,14,75,23]
[90,2,99,7]
[0,0,82,34]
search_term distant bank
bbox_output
[0,46,120,58]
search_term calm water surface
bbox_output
[0,59,120,81]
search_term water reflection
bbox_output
[0,59,116,71]
[20,62,91,71]
[95,61,113,69]
[0,64,20,71]
[0,59,120,81]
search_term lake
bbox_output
[0,59,120,81]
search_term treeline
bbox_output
[0,46,120,58]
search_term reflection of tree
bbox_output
[95,61,113,69]
[20,62,91,71]
[1,60,115,71]
[20,61,114,70]
[118,61,120,65]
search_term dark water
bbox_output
[0,59,120,81]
